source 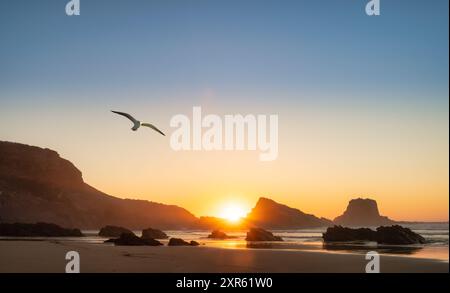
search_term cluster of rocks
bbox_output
[100,226,198,246]
[206,228,283,242]
[105,233,163,246]
[323,225,426,245]
[101,226,285,246]
[0,222,83,237]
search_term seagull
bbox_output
[111,110,165,136]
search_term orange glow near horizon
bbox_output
[219,203,248,223]
[1,100,448,222]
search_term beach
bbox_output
[0,240,447,273]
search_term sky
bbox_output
[0,0,448,221]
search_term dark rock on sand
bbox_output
[105,233,163,246]
[207,230,236,239]
[323,225,426,245]
[168,238,199,246]
[141,228,168,239]
[99,225,133,237]
[322,226,377,242]
[245,228,283,241]
[376,225,426,245]
[189,240,200,246]
[0,222,83,237]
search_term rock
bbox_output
[207,230,236,239]
[168,238,190,246]
[0,141,84,189]
[376,225,426,245]
[105,233,163,246]
[246,197,332,229]
[323,226,377,242]
[168,238,199,246]
[333,198,395,227]
[98,225,133,237]
[323,225,426,245]
[245,228,283,241]
[141,228,168,239]
[0,141,200,230]
[0,222,83,237]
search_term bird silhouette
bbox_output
[111,110,165,136]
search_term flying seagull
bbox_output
[111,110,165,136]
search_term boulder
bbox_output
[323,226,377,242]
[105,233,163,246]
[323,225,426,245]
[376,225,426,245]
[245,228,283,241]
[168,238,199,246]
[207,230,236,239]
[99,225,133,237]
[141,228,168,239]
[0,222,83,237]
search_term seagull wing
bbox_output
[111,111,139,124]
[141,123,166,136]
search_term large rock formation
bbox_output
[0,141,199,229]
[0,141,83,189]
[322,226,377,242]
[333,198,394,227]
[246,197,332,229]
[376,225,426,245]
[0,222,83,237]
[323,225,426,245]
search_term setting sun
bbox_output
[219,203,247,222]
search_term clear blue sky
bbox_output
[1,0,448,102]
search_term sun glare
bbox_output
[220,204,247,223]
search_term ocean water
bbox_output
[1,223,448,262]
[162,224,449,262]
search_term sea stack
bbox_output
[246,197,332,229]
[333,198,395,227]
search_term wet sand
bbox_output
[0,240,448,273]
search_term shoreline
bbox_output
[0,240,447,273]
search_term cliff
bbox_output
[0,141,199,229]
